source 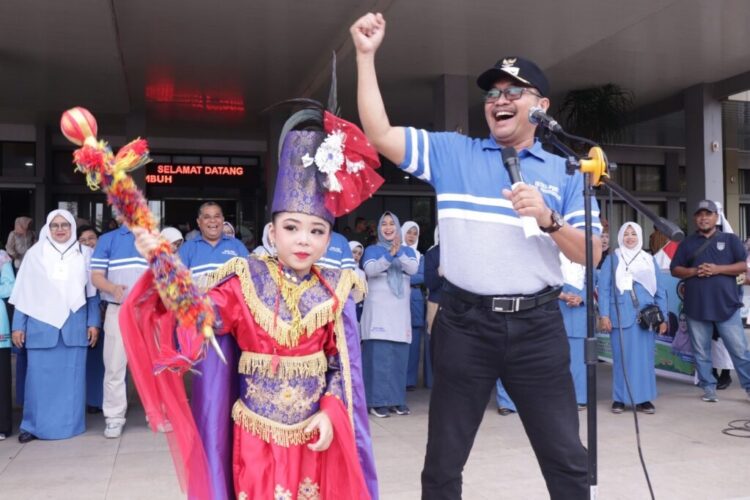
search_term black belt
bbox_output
[443,281,561,313]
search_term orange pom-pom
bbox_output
[60,107,98,146]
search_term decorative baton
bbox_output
[60,107,225,369]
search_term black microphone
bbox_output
[529,106,563,133]
[501,147,523,186]
[501,147,539,237]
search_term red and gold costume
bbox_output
[122,254,370,499]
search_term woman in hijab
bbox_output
[559,254,589,410]
[349,240,367,322]
[77,224,105,414]
[597,221,667,415]
[222,221,235,238]
[361,211,418,418]
[6,216,36,271]
[402,221,428,391]
[0,250,15,439]
[252,222,276,257]
[9,209,101,442]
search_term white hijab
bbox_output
[252,222,276,257]
[614,221,656,296]
[401,221,421,260]
[715,201,734,234]
[10,209,95,329]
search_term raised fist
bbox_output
[350,12,386,56]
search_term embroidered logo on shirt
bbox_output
[717,241,725,251]
[222,250,239,256]
[533,180,561,201]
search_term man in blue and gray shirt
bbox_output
[91,218,148,439]
[352,12,601,500]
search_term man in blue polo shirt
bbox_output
[178,202,249,280]
[670,200,750,403]
[91,217,148,438]
[177,201,248,500]
[352,13,601,499]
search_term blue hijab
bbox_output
[377,211,404,298]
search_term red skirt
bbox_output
[232,396,370,499]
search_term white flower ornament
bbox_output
[303,130,346,192]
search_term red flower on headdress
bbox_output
[318,112,384,216]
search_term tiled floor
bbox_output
[1,363,750,499]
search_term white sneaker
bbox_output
[104,422,124,439]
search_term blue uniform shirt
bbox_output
[317,232,356,270]
[178,234,249,278]
[670,230,746,322]
[399,129,601,295]
[91,226,148,303]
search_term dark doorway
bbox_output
[0,189,34,243]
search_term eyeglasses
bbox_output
[49,222,71,230]
[484,86,541,103]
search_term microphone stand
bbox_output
[540,129,684,499]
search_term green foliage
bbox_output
[558,84,635,145]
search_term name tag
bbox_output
[620,272,633,291]
[52,260,69,281]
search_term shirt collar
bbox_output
[481,136,546,161]
[196,234,229,245]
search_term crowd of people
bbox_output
[1,10,750,500]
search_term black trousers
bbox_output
[421,289,588,499]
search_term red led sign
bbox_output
[145,164,252,187]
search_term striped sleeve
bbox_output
[91,234,111,270]
[399,127,435,183]
[562,172,602,234]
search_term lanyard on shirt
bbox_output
[623,250,642,272]
[46,238,78,260]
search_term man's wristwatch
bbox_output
[540,209,564,233]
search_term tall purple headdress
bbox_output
[271,128,334,225]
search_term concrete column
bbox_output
[434,75,469,133]
[664,151,681,226]
[34,121,49,228]
[684,84,723,231]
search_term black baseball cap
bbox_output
[476,57,549,97]
[694,200,718,214]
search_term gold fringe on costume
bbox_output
[206,255,363,426]
[232,400,317,447]
[204,256,363,349]
[238,351,328,379]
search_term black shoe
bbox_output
[369,407,390,418]
[497,407,515,416]
[86,405,102,414]
[406,385,416,392]
[611,401,625,414]
[636,401,656,414]
[391,405,411,415]
[717,376,732,391]
[18,431,37,443]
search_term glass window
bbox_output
[57,201,78,216]
[611,164,664,192]
[635,165,664,192]
[739,169,750,195]
[1,142,36,177]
